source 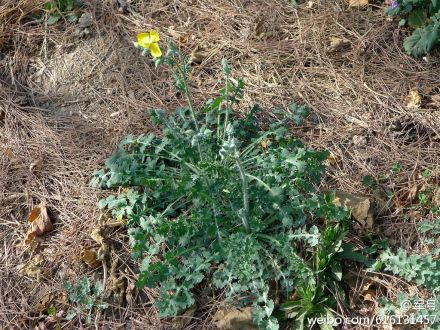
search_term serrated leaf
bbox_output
[404,24,440,57]
[66,310,78,320]
[289,103,310,125]
[47,14,61,25]
[66,13,78,23]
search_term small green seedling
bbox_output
[418,193,429,206]
[422,169,431,178]
[47,306,57,316]
[362,175,376,189]
[64,277,108,323]
[391,162,402,174]
[43,0,83,25]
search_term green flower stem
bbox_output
[223,74,230,139]
[217,102,222,140]
[245,174,274,194]
[169,61,204,161]
[212,204,223,244]
[255,233,281,246]
[235,158,250,233]
[172,64,199,131]
[240,130,278,158]
[162,149,201,175]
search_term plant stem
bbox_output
[223,74,230,139]
[171,61,205,161]
[235,158,250,233]
[173,64,199,130]
[212,204,223,244]
[217,102,221,140]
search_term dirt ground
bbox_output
[1,0,439,328]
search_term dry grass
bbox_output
[1,0,439,328]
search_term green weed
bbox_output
[91,38,354,329]
[38,0,83,25]
[64,277,108,323]
[387,0,440,56]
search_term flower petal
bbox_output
[149,29,160,43]
[150,43,162,58]
[137,32,151,48]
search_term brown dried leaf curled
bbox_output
[81,248,100,268]
[406,90,422,109]
[189,45,208,65]
[329,37,351,52]
[213,306,256,330]
[24,202,54,246]
[172,304,197,330]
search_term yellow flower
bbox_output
[137,30,162,58]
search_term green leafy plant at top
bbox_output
[64,277,108,323]
[42,0,83,25]
[387,0,440,56]
[91,32,351,329]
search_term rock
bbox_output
[331,190,374,229]
[352,135,367,146]
[78,12,93,28]
[329,37,351,52]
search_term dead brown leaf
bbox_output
[407,181,420,202]
[33,292,54,312]
[329,37,350,52]
[362,289,376,302]
[29,159,43,172]
[168,26,190,44]
[260,139,271,149]
[253,19,266,38]
[213,306,256,330]
[90,225,105,244]
[325,151,339,166]
[406,90,422,109]
[3,146,14,159]
[349,0,368,7]
[189,45,208,65]
[24,202,54,246]
[125,282,135,305]
[172,304,197,329]
[109,257,126,305]
[427,94,440,107]
[18,254,48,281]
[81,248,100,268]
